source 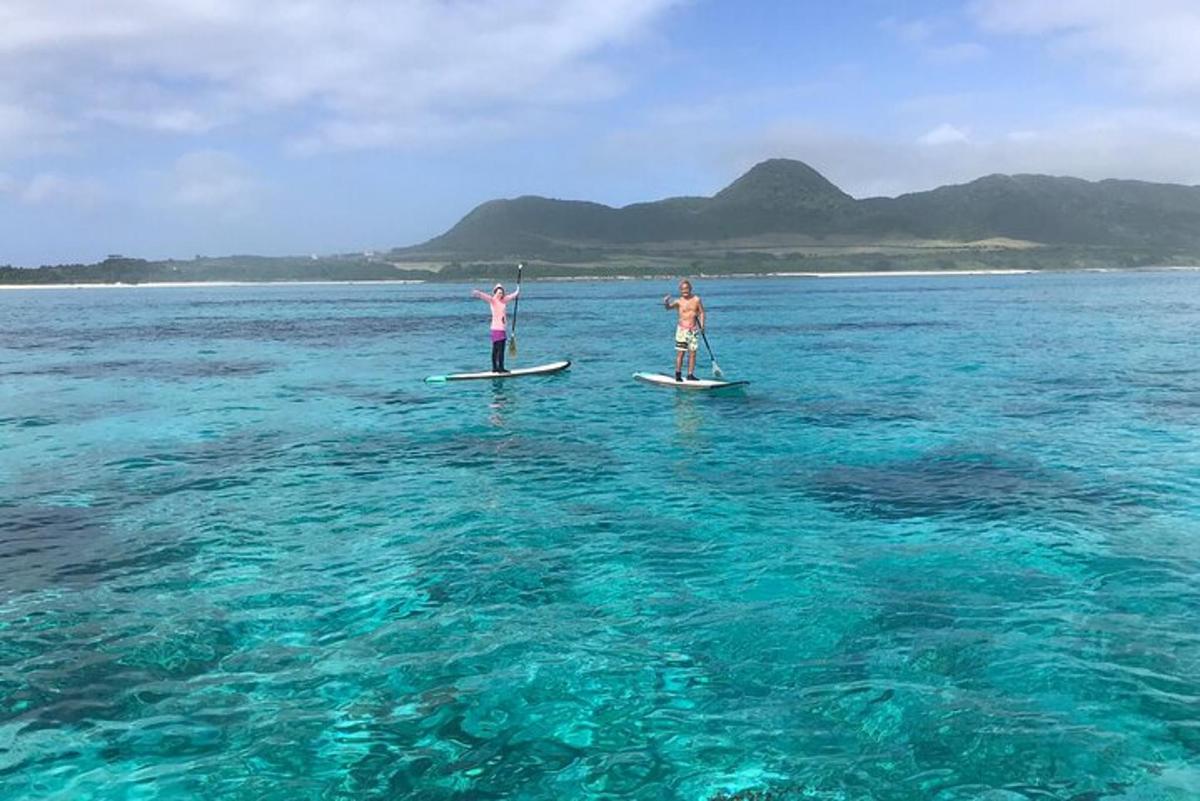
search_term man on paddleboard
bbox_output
[663,279,706,382]
[472,283,520,372]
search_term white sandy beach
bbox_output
[0,279,428,290]
[5,267,1199,290]
[764,269,1036,278]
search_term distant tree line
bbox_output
[0,245,1190,286]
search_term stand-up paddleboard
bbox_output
[426,360,571,383]
[633,372,748,391]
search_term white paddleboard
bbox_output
[632,372,749,390]
[426,360,571,383]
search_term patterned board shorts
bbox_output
[675,325,699,352]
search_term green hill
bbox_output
[7,158,1200,283]
[403,159,1200,268]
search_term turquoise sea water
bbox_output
[2,271,1199,800]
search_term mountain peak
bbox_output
[405,157,1200,257]
[714,158,852,210]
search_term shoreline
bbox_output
[0,279,429,290]
[751,269,1034,279]
[1,266,1197,290]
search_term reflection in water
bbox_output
[673,391,703,445]
[488,380,515,428]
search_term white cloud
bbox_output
[285,109,549,156]
[881,15,988,64]
[601,105,1200,202]
[0,172,106,206]
[927,42,989,64]
[0,0,680,153]
[973,0,1200,94]
[165,150,259,212]
[83,83,225,134]
[918,123,970,146]
[0,101,75,155]
[729,112,1200,198]
[881,17,936,45]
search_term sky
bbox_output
[2,0,1200,266]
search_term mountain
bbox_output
[862,173,1200,248]
[711,158,853,210]
[405,159,1200,260]
[8,158,1200,284]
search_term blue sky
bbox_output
[2,0,1199,265]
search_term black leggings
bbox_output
[491,338,506,372]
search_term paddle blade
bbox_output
[711,362,724,379]
[508,336,517,357]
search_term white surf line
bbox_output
[0,279,428,290]
[764,269,1036,278]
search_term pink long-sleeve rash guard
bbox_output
[472,289,519,331]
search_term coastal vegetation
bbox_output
[5,159,1199,284]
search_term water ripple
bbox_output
[3,274,1200,799]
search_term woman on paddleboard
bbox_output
[472,283,520,373]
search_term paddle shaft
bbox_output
[699,326,723,376]
[508,263,522,356]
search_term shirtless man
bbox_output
[663,279,706,381]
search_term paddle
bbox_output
[508,262,522,358]
[699,326,724,378]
